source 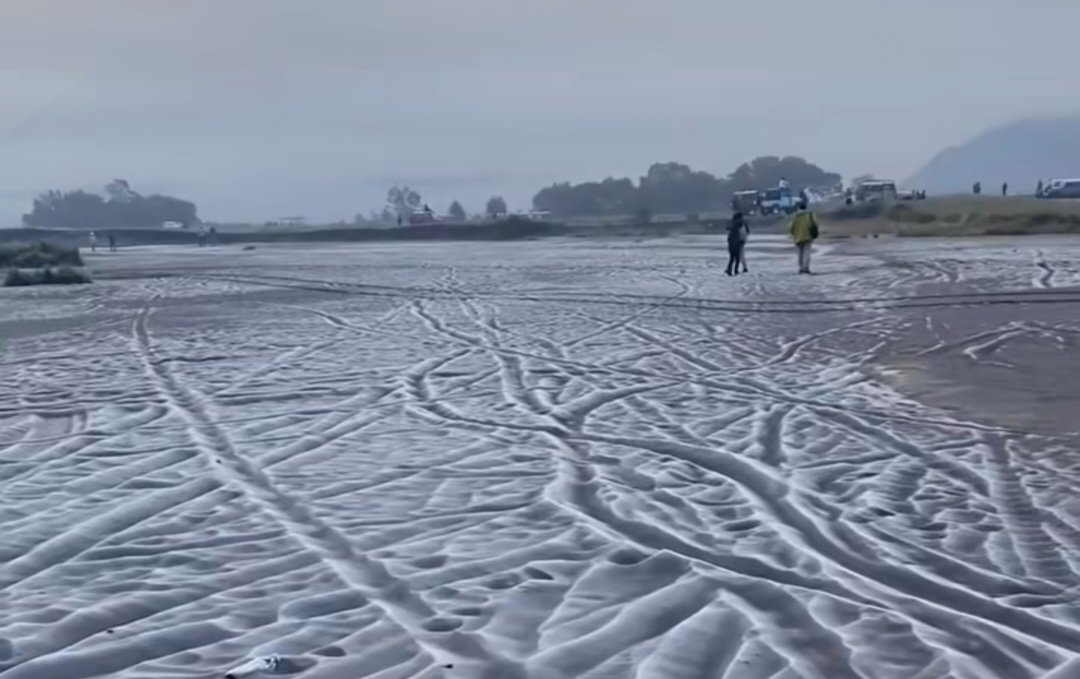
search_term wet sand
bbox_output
[874,281,1080,440]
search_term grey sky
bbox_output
[2,0,1078,224]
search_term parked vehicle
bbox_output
[1038,178,1080,199]
[759,186,799,215]
[854,180,898,202]
[512,210,551,221]
[408,206,437,224]
[731,189,762,215]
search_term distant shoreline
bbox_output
[0,219,722,247]
[4,196,1080,246]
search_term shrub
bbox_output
[3,269,33,286]
[3,266,92,287]
[0,242,83,268]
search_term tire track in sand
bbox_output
[1035,250,1056,289]
[129,296,524,679]
[983,437,1080,587]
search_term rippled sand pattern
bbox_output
[3,235,1080,679]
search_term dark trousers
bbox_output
[797,241,813,273]
[726,241,747,275]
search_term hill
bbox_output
[907,115,1080,194]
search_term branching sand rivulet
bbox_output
[2,234,1080,679]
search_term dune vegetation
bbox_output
[0,242,91,286]
[823,196,1080,237]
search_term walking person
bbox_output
[88,230,97,252]
[1002,182,1008,197]
[725,211,750,276]
[789,201,819,274]
[108,233,117,252]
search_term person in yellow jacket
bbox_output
[789,202,820,274]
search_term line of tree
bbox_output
[22,180,199,229]
[380,186,509,223]
[532,156,843,217]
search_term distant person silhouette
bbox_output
[789,202,819,274]
[1002,182,1008,197]
[108,233,117,252]
[725,211,749,276]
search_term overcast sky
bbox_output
[2,0,1078,224]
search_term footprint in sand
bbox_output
[422,616,464,632]
[409,554,449,569]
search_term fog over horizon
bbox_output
[2,0,1078,224]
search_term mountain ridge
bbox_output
[906,114,1080,193]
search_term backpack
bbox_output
[727,214,748,242]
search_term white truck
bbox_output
[854,180,898,202]
[758,185,799,215]
[1039,178,1080,199]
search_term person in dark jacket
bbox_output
[726,211,750,276]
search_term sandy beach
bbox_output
[3,234,1080,679]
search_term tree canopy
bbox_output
[486,196,508,216]
[533,156,842,217]
[387,186,422,217]
[448,200,467,220]
[22,181,199,229]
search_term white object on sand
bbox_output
[224,655,282,678]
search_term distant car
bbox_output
[408,209,437,225]
[162,221,184,229]
[759,187,799,215]
[854,180,898,203]
[731,189,761,215]
[1039,179,1080,199]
